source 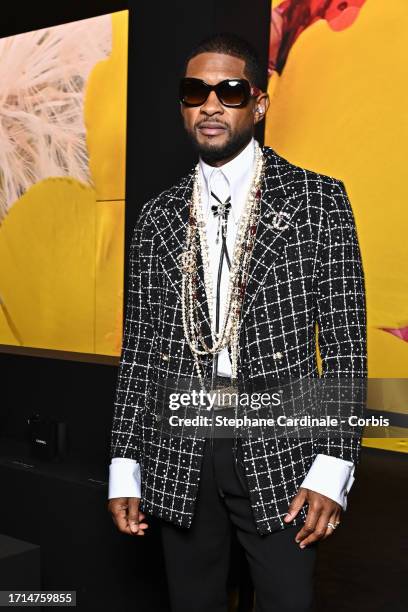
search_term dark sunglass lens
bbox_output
[217,80,247,106]
[180,79,208,106]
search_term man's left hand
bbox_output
[284,487,342,548]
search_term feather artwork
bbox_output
[0,15,112,223]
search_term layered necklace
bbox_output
[180,140,265,388]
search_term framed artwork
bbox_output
[0,11,128,360]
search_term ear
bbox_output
[179,101,189,126]
[253,92,270,124]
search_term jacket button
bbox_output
[160,352,169,361]
[273,351,283,360]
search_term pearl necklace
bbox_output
[180,141,265,385]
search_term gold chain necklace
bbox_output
[180,141,265,386]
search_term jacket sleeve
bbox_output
[109,200,157,461]
[315,179,368,465]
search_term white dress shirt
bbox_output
[109,137,355,509]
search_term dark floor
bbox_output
[1,444,406,611]
[314,447,408,612]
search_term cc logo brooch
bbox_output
[270,210,290,231]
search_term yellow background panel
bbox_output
[85,11,128,202]
[0,179,125,355]
[363,435,408,454]
[95,200,124,355]
[0,179,96,353]
[266,0,408,451]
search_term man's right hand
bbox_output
[108,497,149,536]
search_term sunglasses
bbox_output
[179,77,261,108]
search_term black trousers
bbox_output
[159,433,317,612]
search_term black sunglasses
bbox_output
[179,77,261,108]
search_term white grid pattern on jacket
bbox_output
[109,145,367,535]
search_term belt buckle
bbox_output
[212,381,239,411]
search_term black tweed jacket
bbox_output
[109,145,367,535]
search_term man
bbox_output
[107,33,367,612]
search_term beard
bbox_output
[186,123,254,164]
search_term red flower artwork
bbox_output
[269,0,367,74]
[380,326,408,343]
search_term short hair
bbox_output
[183,32,265,90]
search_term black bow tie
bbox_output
[210,191,231,218]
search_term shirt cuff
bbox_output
[108,458,141,499]
[300,454,355,510]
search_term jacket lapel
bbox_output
[240,147,305,324]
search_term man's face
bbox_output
[180,52,269,164]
